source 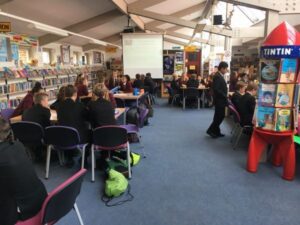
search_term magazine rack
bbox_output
[246,22,300,181]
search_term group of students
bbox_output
[107,70,156,94]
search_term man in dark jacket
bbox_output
[0,118,47,225]
[22,92,51,128]
[207,61,229,138]
[238,82,258,126]
[186,74,200,88]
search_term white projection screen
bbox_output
[122,34,163,79]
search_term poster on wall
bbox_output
[163,55,174,75]
[61,45,70,65]
[93,51,102,64]
[0,37,8,62]
[11,44,19,61]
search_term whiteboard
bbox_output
[122,34,163,79]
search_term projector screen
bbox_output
[122,34,163,79]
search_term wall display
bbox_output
[93,51,102,64]
[163,55,174,75]
[0,37,8,62]
[61,45,70,65]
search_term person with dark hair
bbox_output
[107,70,120,90]
[0,118,47,225]
[76,76,89,97]
[186,74,199,88]
[87,83,116,128]
[239,73,249,83]
[74,73,83,86]
[50,86,66,110]
[229,71,239,92]
[144,72,156,94]
[238,82,258,127]
[120,75,133,93]
[231,81,247,109]
[11,82,43,117]
[57,85,89,166]
[22,92,51,128]
[207,61,229,138]
[133,73,144,89]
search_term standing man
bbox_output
[207,61,229,138]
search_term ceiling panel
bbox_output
[0,0,115,28]
[58,35,90,47]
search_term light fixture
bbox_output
[33,24,69,37]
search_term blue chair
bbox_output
[1,108,14,121]
[91,126,131,182]
[44,126,89,179]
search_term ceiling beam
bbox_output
[39,9,123,46]
[103,33,122,43]
[82,43,106,52]
[220,0,280,11]
[146,2,206,28]
[0,0,12,4]
[111,0,145,30]
[128,6,197,29]
[128,0,166,9]
[164,37,187,46]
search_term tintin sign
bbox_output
[260,46,300,59]
[0,22,11,32]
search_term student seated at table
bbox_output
[98,76,117,108]
[50,86,66,110]
[120,75,133,93]
[231,81,247,109]
[133,73,144,89]
[11,82,43,117]
[57,85,90,166]
[144,73,156,94]
[88,83,116,128]
[107,70,120,90]
[179,73,188,87]
[238,82,258,127]
[186,74,199,88]
[22,92,51,128]
[0,118,47,225]
[76,76,89,97]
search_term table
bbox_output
[180,87,209,108]
[10,108,126,124]
[113,93,144,106]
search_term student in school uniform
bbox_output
[76,76,89,98]
[238,82,258,127]
[231,81,247,109]
[179,73,188,87]
[0,118,47,225]
[186,74,200,88]
[22,92,51,128]
[50,86,66,110]
[107,70,120,90]
[120,75,133,93]
[11,82,43,117]
[57,85,90,166]
[87,83,116,128]
[144,73,156,94]
[98,75,116,108]
[133,74,144,89]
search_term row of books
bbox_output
[47,89,59,100]
[0,82,32,95]
[0,98,21,110]
[260,58,299,83]
[258,83,300,107]
[256,106,295,132]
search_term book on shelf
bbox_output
[258,83,276,106]
[260,59,281,83]
[274,108,292,132]
[294,84,300,107]
[279,58,298,83]
[275,84,294,107]
[256,106,275,131]
[0,99,8,110]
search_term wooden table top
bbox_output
[113,93,143,100]
[10,108,126,123]
[180,86,208,90]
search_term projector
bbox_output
[123,26,135,33]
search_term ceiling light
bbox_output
[28,23,69,37]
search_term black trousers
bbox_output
[207,103,226,135]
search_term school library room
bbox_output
[2,0,300,225]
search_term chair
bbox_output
[228,104,252,150]
[1,108,14,121]
[115,97,125,108]
[11,121,44,146]
[91,126,131,182]
[166,86,180,106]
[16,169,87,225]
[44,126,88,179]
[182,88,200,110]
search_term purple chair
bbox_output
[11,121,44,146]
[16,169,87,225]
[91,126,131,182]
[44,126,88,179]
[1,108,14,121]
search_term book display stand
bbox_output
[247,22,300,180]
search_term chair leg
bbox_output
[57,150,64,166]
[197,98,200,110]
[233,127,243,150]
[74,203,85,225]
[81,145,87,169]
[230,124,238,143]
[127,142,132,179]
[45,145,52,179]
[183,98,185,110]
[91,145,95,182]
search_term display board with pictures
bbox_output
[255,57,299,132]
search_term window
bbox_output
[42,50,50,64]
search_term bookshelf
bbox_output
[0,65,102,109]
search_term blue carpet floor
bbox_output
[36,100,300,225]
